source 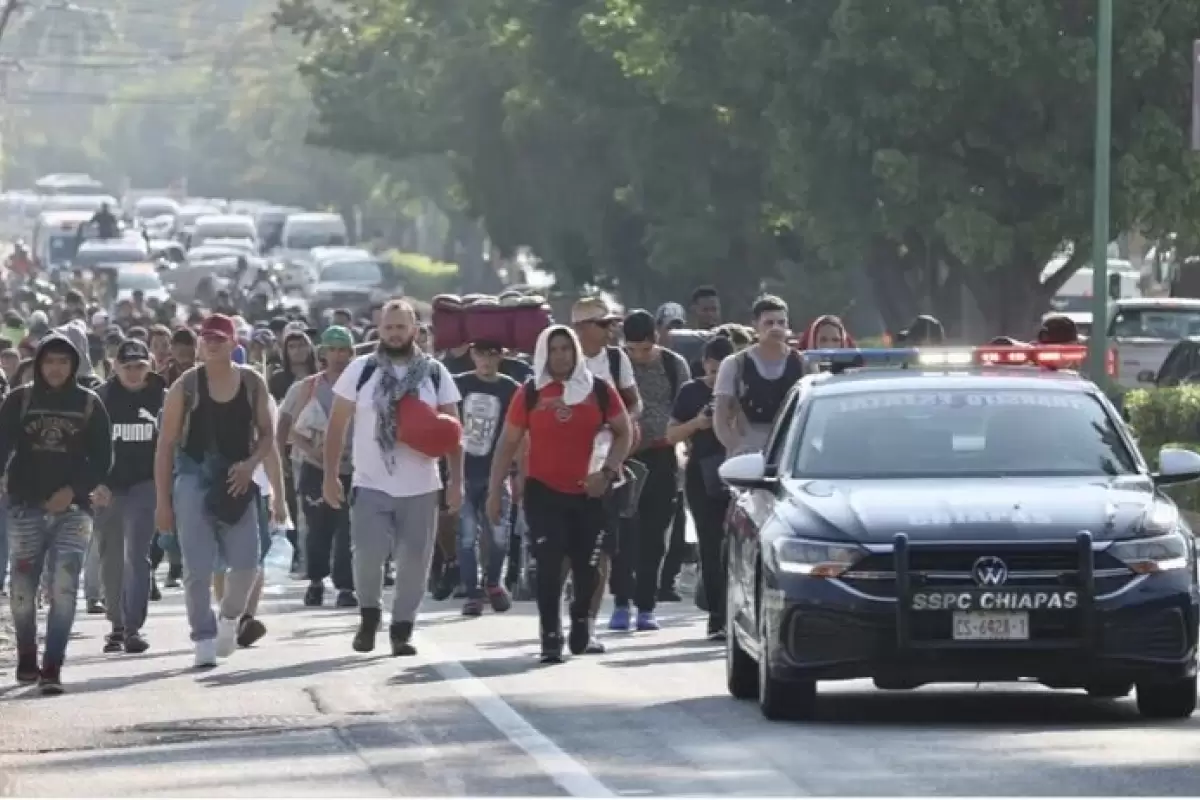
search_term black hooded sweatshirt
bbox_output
[267,329,316,402]
[0,333,113,510]
[97,371,166,490]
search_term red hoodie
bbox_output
[796,315,856,350]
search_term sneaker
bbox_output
[15,653,39,684]
[585,636,606,654]
[303,583,325,607]
[486,584,512,613]
[38,665,63,696]
[150,580,162,601]
[335,590,359,608]
[215,616,239,657]
[103,629,124,654]
[707,627,726,642]
[461,597,484,617]
[86,599,106,615]
[237,615,267,648]
[608,604,631,631]
[124,632,150,654]
[353,607,381,652]
[636,611,660,631]
[540,630,564,664]
[194,639,218,668]
[568,617,590,656]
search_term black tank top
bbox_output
[738,351,805,425]
[183,368,254,463]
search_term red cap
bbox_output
[200,314,236,341]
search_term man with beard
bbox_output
[323,300,463,657]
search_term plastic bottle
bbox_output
[262,521,294,587]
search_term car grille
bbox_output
[839,544,1134,600]
[1102,608,1189,659]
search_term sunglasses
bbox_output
[586,319,616,328]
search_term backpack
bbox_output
[523,375,611,421]
[178,365,263,449]
[355,359,442,394]
[608,346,683,399]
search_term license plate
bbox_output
[952,611,1029,641]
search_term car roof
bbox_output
[79,237,146,250]
[806,369,1096,398]
[314,247,371,261]
[195,214,253,225]
[1112,297,1200,310]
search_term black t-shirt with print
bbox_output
[671,378,722,461]
[455,372,519,483]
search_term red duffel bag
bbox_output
[431,294,468,350]
[511,301,552,353]
[396,394,462,459]
[463,298,511,346]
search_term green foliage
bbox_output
[384,251,460,300]
[1124,387,1200,510]
[276,0,1200,336]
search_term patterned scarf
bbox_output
[372,347,433,472]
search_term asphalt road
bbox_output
[1,574,1200,797]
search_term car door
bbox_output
[727,388,802,636]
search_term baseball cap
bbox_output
[320,325,355,349]
[570,297,620,325]
[655,302,686,330]
[200,314,236,341]
[470,338,504,353]
[116,339,151,365]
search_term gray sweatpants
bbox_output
[174,472,260,642]
[83,528,102,602]
[350,488,438,624]
[94,480,157,633]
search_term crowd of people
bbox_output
[0,260,1088,691]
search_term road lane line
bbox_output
[421,640,616,798]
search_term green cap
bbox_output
[320,325,354,349]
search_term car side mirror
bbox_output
[1154,447,1200,486]
[719,452,778,491]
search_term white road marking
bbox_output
[421,640,616,798]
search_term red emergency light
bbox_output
[975,344,1087,369]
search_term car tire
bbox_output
[757,608,816,721]
[1084,680,1133,700]
[726,578,758,700]
[1135,676,1198,719]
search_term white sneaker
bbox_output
[194,639,218,667]
[216,616,239,657]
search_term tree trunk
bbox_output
[864,237,919,334]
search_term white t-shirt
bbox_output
[586,348,636,390]
[333,355,461,498]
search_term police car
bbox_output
[722,343,1200,721]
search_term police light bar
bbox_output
[975,344,1087,369]
[915,349,976,367]
[802,348,920,372]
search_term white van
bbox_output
[189,214,257,250]
[280,212,348,251]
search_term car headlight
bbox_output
[1141,501,1180,537]
[766,537,866,578]
[1108,531,1191,574]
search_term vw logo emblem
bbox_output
[972,556,1008,586]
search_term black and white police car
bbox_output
[721,345,1200,721]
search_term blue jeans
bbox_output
[7,506,91,665]
[458,481,509,597]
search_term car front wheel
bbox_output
[757,607,816,721]
[1135,676,1197,720]
[726,576,757,700]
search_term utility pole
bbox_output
[1087,0,1114,385]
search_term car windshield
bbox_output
[47,235,76,263]
[118,272,163,291]
[73,246,146,268]
[1110,308,1200,339]
[794,389,1137,479]
[196,224,253,242]
[287,229,347,249]
[319,260,381,284]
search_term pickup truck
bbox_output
[1107,297,1200,389]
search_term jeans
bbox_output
[94,480,157,633]
[7,506,92,666]
[299,463,353,590]
[458,481,509,597]
[611,447,679,613]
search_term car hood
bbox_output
[313,281,374,295]
[779,476,1158,544]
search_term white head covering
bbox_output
[533,324,594,405]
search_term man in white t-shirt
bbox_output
[323,300,463,657]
